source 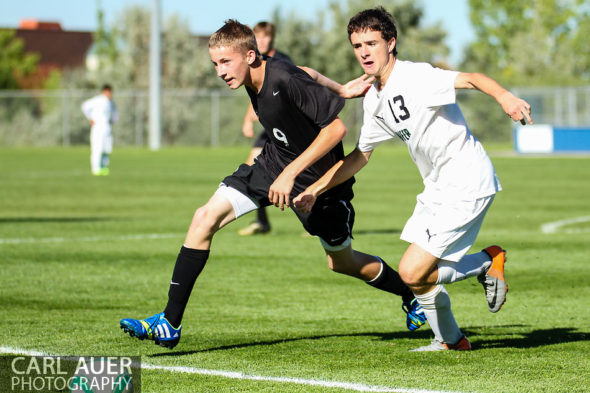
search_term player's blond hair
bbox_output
[209,19,259,55]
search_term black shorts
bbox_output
[253,131,269,148]
[222,162,355,247]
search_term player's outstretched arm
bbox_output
[268,118,347,211]
[294,148,372,213]
[298,66,373,98]
[455,72,533,125]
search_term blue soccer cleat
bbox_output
[402,298,426,331]
[120,312,181,349]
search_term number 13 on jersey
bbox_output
[388,95,410,123]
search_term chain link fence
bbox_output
[512,86,590,127]
[0,86,588,147]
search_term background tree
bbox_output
[65,5,228,145]
[464,0,590,86]
[0,29,40,138]
[273,0,449,142]
[92,1,118,76]
[274,0,449,82]
[459,0,590,141]
[0,30,38,89]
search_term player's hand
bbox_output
[341,74,374,98]
[499,92,533,125]
[293,189,317,213]
[268,173,295,211]
[90,120,95,126]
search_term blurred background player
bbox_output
[81,84,118,176]
[238,21,293,236]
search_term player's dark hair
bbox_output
[101,84,112,92]
[209,19,259,56]
[347,7,398,56]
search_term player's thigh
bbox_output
[398,243,439,286]
[185,190,237,248]
[222,162,273,208]
[209,184,258,230]
[90,128,102,150]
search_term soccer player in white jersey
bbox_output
[294,7,533,351]
[81,84,118,176]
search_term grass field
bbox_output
[1,145,589,393]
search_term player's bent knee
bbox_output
[398,266,424,287]
[190,205,220,235]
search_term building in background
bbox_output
[7,19,93,88]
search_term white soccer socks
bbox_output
[436,251,491,284]
[414,284,463,345]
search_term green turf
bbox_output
[1,146,589,393]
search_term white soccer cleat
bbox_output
[410,335,472,352]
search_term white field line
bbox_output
[0,233,183,245]
[0,346,460,393]
[540,215,590,234]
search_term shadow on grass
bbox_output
[149,330,430,358]
[150,326,590,357]
[0,217,113,224]
[465,327,590,349]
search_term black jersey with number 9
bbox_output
[245,58,351,195]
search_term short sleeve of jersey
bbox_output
[288,73,345,129]
[412,63,459,108]
[356,96,394,152]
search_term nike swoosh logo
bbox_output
[273,90,280,96]
[170,281,180,286]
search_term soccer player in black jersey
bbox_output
[119,19,425,349]
[239,21,294,236]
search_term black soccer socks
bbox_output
[367,258,414,303]
[256,206,270,229]
[163,246,210,327]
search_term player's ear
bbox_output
[246,50,257,65]
[387,37,396,54]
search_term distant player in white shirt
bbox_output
[294,7,533,351]
[81,84,118,176]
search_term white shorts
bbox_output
[214,184,259,218]
[400,194,495,262]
